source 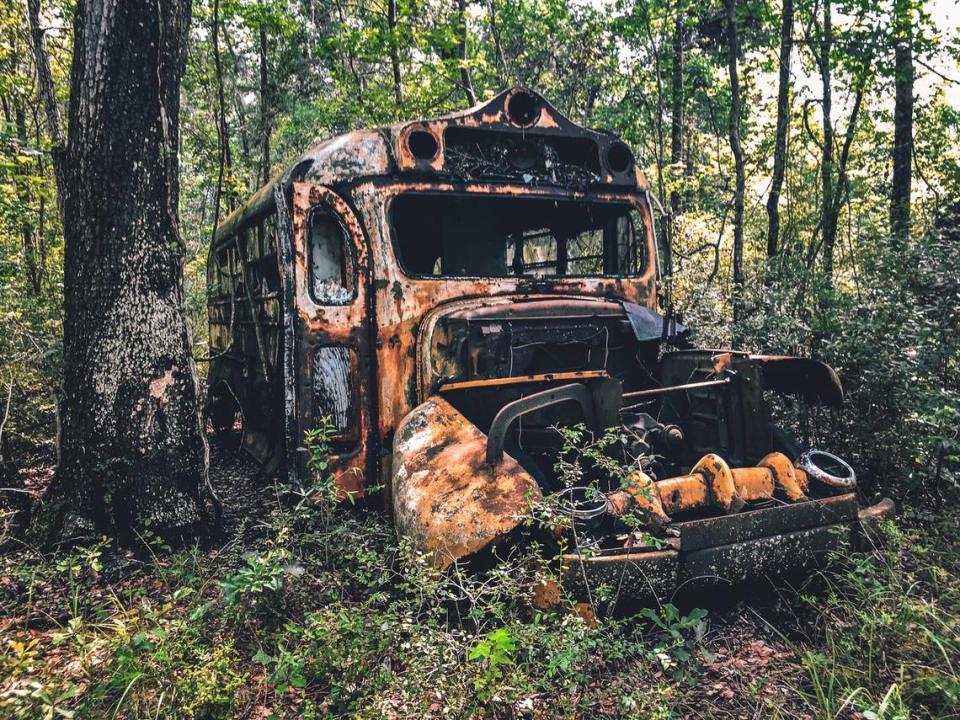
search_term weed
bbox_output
[468,626,517,700]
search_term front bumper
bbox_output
[559,494,895,602]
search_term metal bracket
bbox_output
[486,383,596,465]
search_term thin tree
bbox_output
[766,0,793,259]
[259,21,271,186]
[486,0,509,85]
[211,0,235,237]
[725,0,746,344]
[669,1,684,218]
[25,0,63,188]
[818,0,837,279]
[387,0,404,112]
[890,0,913,241]
[456,0,477,105]
[29,0,213,544]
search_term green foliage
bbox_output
[790,521,960,718]
[639,604,710,683]
[301,415,348,515]
[219,548,296,607]
[468,626,516,699]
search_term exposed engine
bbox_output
[419,295,856,555]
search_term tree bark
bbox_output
[37,0,212,545]
[669,4,684,217]
[259,23,271,186]
[819,0,836,279]
[387,0,404,111]
[766,0,793,259]
[725,0,746,344]
[456,0,477,106]
[890,0,913,242]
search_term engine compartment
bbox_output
[407,295,853,558]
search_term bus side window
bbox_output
[309,206,354,304]
[313,346,358,438]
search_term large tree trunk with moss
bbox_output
[37,0,212,545]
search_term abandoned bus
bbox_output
[207,87,893,601]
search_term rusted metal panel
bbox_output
[751,354,844,407]
[676,494,858,552]
[560,549,679,604]
[682,524,850,586]
[392,88,642,189]
[392,395,542,569]
[312,346,355,434]
[273,183,300,486]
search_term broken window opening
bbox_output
[309,206,354,304]
[390,194,644,279]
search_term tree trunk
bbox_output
[766,0,793,259]
[456,0,477,105]
[819,0,836,279]
[725,0,746,345]
[669,4,684,217]
[487,0,508,85]
[37,0,211,545]
[890,0,913,242]
[26,0,65,192]
[259,24,271,186]
[387,0,404,111]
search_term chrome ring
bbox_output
[797,449,857,489]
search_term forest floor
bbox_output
[0,433,958,719]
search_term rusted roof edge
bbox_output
[211,87,642,247]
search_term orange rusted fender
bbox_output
[392,396,543,569]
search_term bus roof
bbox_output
[212,87,647,246]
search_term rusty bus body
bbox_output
[207,88,893,601]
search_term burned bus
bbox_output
[207,88,893,600]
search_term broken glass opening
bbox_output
[309,207,353,303]
[390,194,643,278]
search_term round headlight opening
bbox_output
[606,141,634,174]
[505,90,541,127]
[407,129,439,160]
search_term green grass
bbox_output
[1,497,957,719]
